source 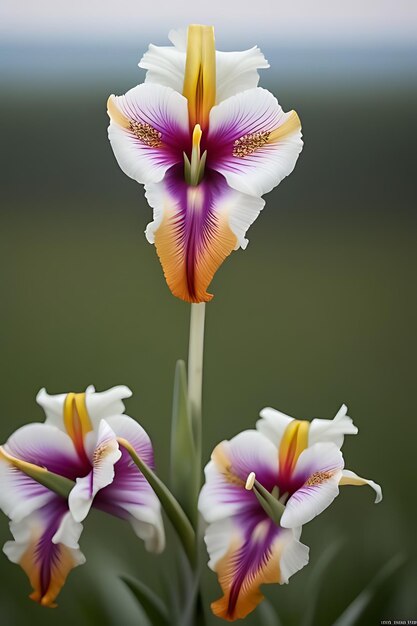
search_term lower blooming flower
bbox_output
[0,385,164,607]
[198,404,382,621]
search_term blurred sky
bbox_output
[2,0,417,45]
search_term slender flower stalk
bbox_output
[188,302,206,462]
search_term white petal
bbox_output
[69,420,121,522]
[256,406,295,447]
[85,385,132,423]
[216,47,269,102]
[52,511,84,551]
[309,404,358,449]
[340,469,382,503]
[209,87,302,197]
[281,442,344,528]
[37,385,132,433]
[139,30,269,103]
[279,526,310,584]
[108,83,188,185]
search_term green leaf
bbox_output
[332,553,406,626]
[117,438,196,566]
[170,360,199,526]
[120,575,170,626]
[301,539,345,626]
[0,447,74,498]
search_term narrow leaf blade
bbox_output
[120,575,170,626]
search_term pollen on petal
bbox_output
[129,121,163,147]
[305,470,334,486]
[232,131,271,157]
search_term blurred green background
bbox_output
[1,8,416,625]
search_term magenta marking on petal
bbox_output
[33,499,69,598]
[228,511,281,617]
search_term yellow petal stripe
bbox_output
[183,24,216,130]
[63,393,92,461]
[279,419,310,478]
[268,110,302,144]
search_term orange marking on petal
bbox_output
[279,420,309,478]
[154,202,237,304]
[268,110,301,143]
[212,532,282,621]
[106,95,131,129]
[20,539,79,608]
[212,443,245,487]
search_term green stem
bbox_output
[188,302,206,464]
[117,438,196,566]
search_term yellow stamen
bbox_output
[183,24,216,130]
[245,471,256,490]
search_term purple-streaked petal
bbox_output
[340,469,382,503]
[3,500,85,607]
[108,83,189,185]
[145,165,264,303]
[93,415,165,553]
[69,420,121,523]
[207,87,302,197]
[281,442,344,528]
[205,510,308,621]
[198,430,278,524]
[0,423,83,523]
[139,28,269,103]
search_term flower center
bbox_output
[183,124,207,186]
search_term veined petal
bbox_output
[93,415,165,553]
[198,430,278,524]
[208,87,302,197]
[206,512,308,621]
[309,404,358,448]
[3,501,85,607]
[0,423,81,522]
[145,166,264,302]
[139,29,269,103]
[69,420,121,522]
[107,83,189,185]
[340,469,382,503]
[281,442,344,528]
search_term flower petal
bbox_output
[257,404,358,451]
[208,87,302,197]
[0,423,82,522]
[198,430,278,524]
[206,512,308,621]
[37,385,132,432]
[340,469,382,503]
[139,29,269,103]
[3,500,85,607]
[108,83,189,185]
[68,420,121,522]
[93,415,165,553]
[281,442,344,528]
[145,165,264,302]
